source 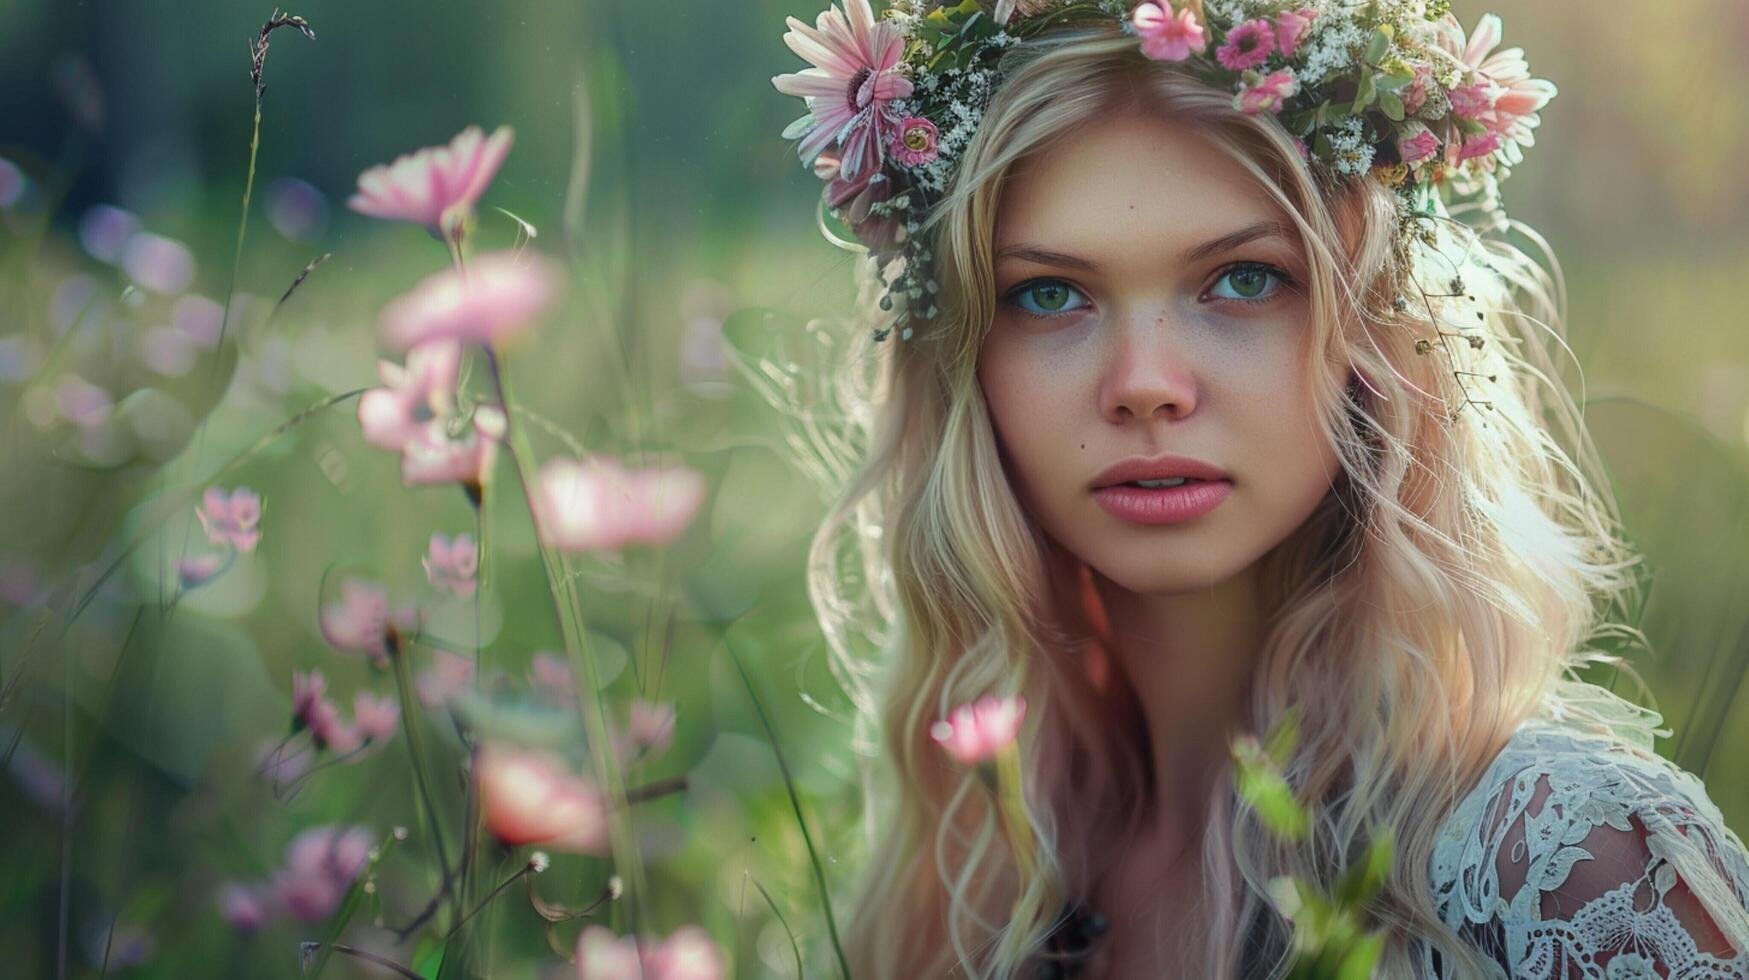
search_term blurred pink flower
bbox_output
[78,204,139,264]
[1398,123,1441,165]
[890,116,939,167]
[319,579,415,666]
[378,251,560,351]
[266,176,329,242]
[175,552,230,590]
[292,669,360,753]
[477,743,608,854]
[348,125,514,237]
[1132,1,1207,62]
[930,694,1026,765]
[1272,7,1318,57]
[399,406,505,491]
[1215,18,1276,71]
[57,375,111,430]
[173,294,225,348]
[217,882,273,932]
[529,651,576,703]
[531,455,707,553]
[417,649,476,707]
[1235,69,1298,115]
[771,0,913,182]
[196,486,262,554]
[422,532,478,597]
[274,825,374,922]
[142,326,195,375]
[357,341,462,452]
[352,692,400,744]
[617,699,676,764]
[121,231,196,295]
[575,924,725,980]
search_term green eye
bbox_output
[1209,263,1286,303]
[1006,278,1089,316]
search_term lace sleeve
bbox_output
[1465,747,1749,978]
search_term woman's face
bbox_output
[977,108,1342,596]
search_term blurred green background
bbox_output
[1,1,1746,976]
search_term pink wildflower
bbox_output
[292,669,361,754]
[476,743,609,854]
[1235,69,1298,116]
[121,232,195,295]
[1215,18,1276,71]
[319,579,415,666]
[57,375,111,430]
[930,694,1027,765]
[529,651,576,703]
[417,649,476,707]
[273,825,374,922]
[771,0,914,182]
[890,116,939,167]
[1131,1,1207,62]
[531,455,707,553]
[348,125,514,237]
[422,532,478,597]
[399,406,505,492]
[357,340,462,452]
[618,699,677,764]
[176,552,230,590]
[378,251,561,351]
[575,925,725,980]
[196,486,262,554]
[352,692,400,744]
[1272,7,1318,58]
[216,882,273,932]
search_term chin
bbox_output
[1081,539,1252,596]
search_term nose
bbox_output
[1098,311,1200,423]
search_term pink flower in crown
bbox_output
[378,251,560,351]
[1435,13,1556,169]
[891,116,939,167]
[348,125,514,237]
[1131,1,1207,62]
[196,486,262,554]
[771,0,914,183]
[531,455,707,553]
[1235,69,1298,116]
[1272,7,1318,58]
[400,406,506,492]
[815,150,905,259]
[1215,18,1277,72]
[529,651,577,703]
[1397,122,1442,166]
[417,649,475,707]
[422,532,478,597]
[351,692,400,744]
[476,743,609,854]
[1400,63,1434,115]
[930,694,1027,765]
[273,825,374,922]
[357,340,462,453]
[292,669,361,754]
[575,925,725,980]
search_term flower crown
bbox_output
[772,0,1555,347]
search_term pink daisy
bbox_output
[348,125,513,237]
[377,251,560,351]
[771,0,914,182]
[1215,18,1277,72]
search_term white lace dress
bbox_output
[1423,693,1749,978]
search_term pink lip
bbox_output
[1092,480,1232,525]
[1090,452,1230,489]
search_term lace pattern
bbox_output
[1422,706,1749,978]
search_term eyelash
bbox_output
[999,261,1297,319]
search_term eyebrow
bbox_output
[994,219,1297,271]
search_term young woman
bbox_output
[766,2,1749,976]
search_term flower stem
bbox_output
[390,642,455,927]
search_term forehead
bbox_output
[994,109,1296,265]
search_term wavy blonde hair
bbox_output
[783,25,1648,979]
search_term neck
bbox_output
[1090,560,1266,852]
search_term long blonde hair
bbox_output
[784,25,1647,979]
